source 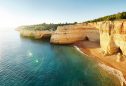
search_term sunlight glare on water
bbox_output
[28,51,33,57]
[35,59,39,63]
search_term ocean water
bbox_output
[0,31,120,86]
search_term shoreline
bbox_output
[74,41,126,86]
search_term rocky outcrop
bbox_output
[20,30,52,39]
[50,24,100,44]
[98,21,120,55]
[96,20,126,55]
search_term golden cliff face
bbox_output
[97,21,119,55]
[51,20,126,55]
[50,24,100,44]
[20,30,52,39]
[97,20,126,55]
[113,21,126,55]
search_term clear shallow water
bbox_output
[0,31,120,86]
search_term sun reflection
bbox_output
[29,52,32,57]
[27,51,33,57]
[35,59,39,63]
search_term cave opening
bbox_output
[84,36,89,41]
[41,34,52,41]
[118,48,123,54]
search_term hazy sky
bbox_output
[0,0,126,28]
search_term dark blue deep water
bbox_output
[0,31,120,86]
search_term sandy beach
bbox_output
[75,41,126,86]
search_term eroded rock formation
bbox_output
[50,24,100,44]
[51,20,126,55]
[94,20,126,55]
[20,30,52,39]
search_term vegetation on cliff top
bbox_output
[17,22,76,31]
[86,12,126,23]
[17,12,126,31]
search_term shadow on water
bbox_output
[19,35,52,46]
[20,35,73,48]
[20,35,50,42]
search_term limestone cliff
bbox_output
[19,20,126,55]
[51,20,126,56]
[20,30,52,39]
[50,24,99,44]
[94,20,126,55]
[98,21,119,55]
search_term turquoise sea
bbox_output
[0,31,120,86]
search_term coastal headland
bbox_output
[17,12,126,86]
